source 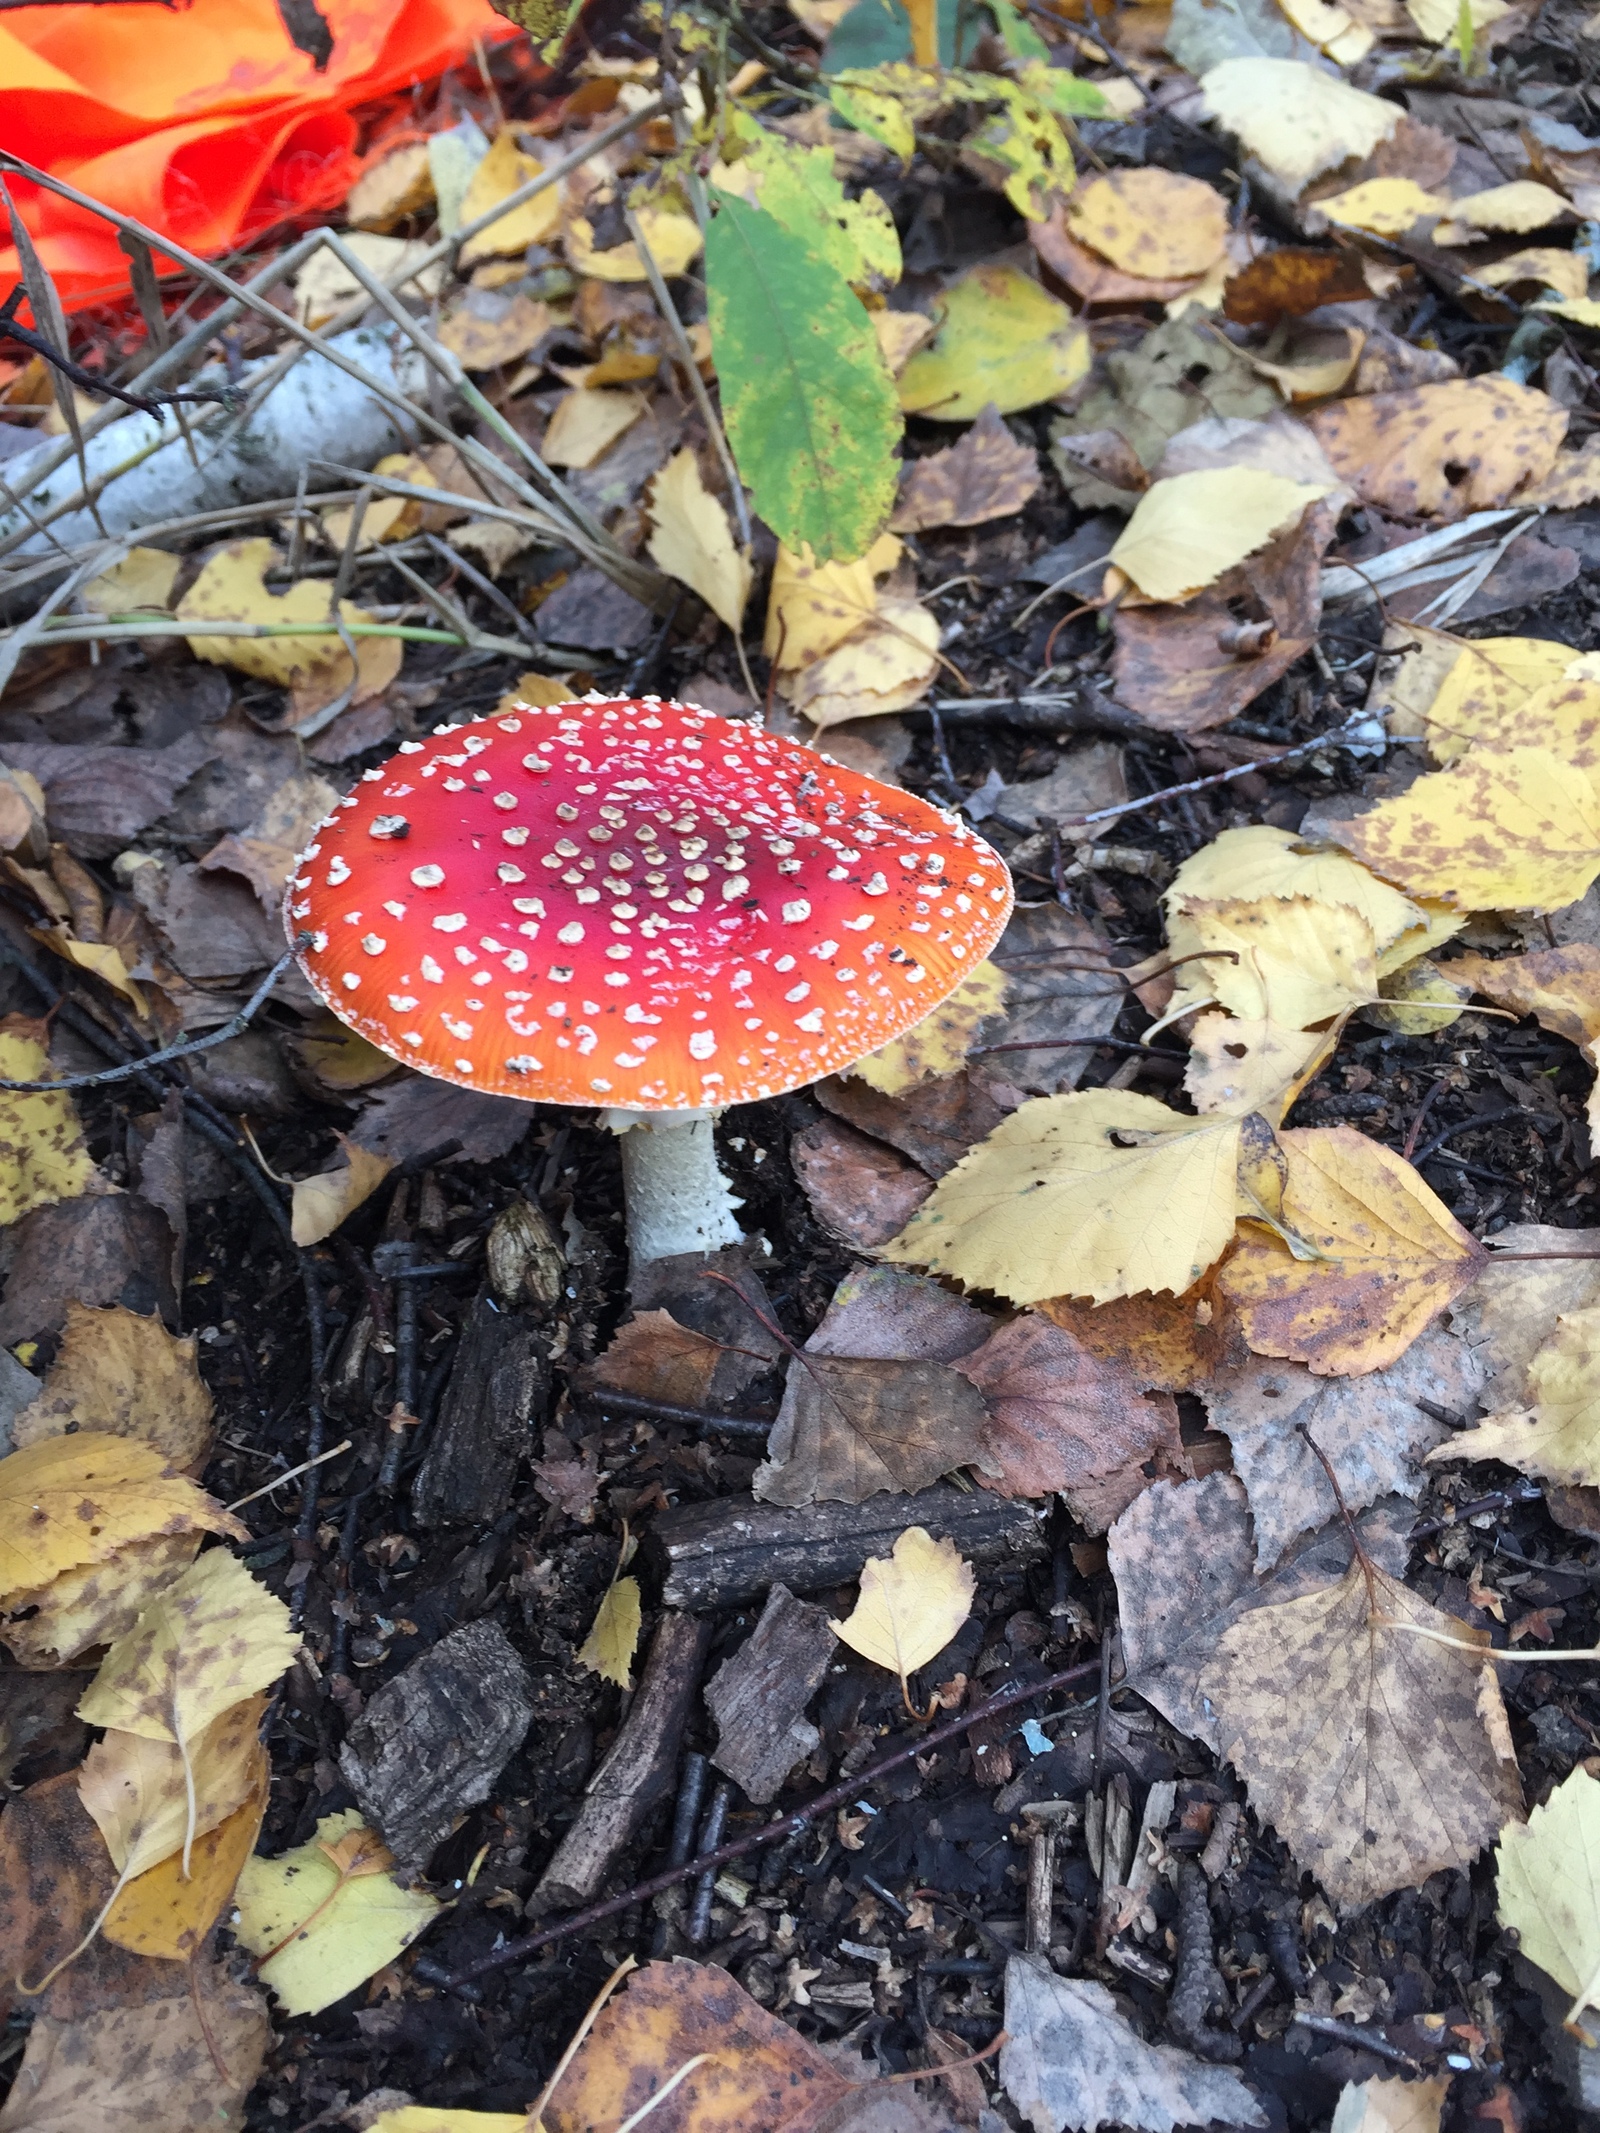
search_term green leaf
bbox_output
[899,262,1090,420]
[830,78,918,160]
[987,0,1052,60]
[740,130,902,289]
[1013,57,1111,116]
[821,0,990,74]
[707,193,901,562]
[959,76,1076,217]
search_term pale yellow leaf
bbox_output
[1363,956,1471,1035]
[1431,1303,1600,1485]
[785,593,941,729]
[347,143,435,233]
[233,1810,441,2017]
[1,1530,201,1669]
[0,1435,239,1604]
[1476,248,1589,301]
[0,1025,96,1225]
[1109,469,1331,604]
[292,232,441,326]
[1335,746,1600,912]
[884,1089,1244,1305]
[1184,1014,1337,1126]
[459,129,563,263]
[435,290,553,371]
[76,1547,299,1746]
[50,934,146,1014]
[13,1301,214,1467]
[898,263,1090,421]
[646,449,751,631]
[1164,825,1423,962]
[1533,296,1600,329]
[177,537,400,705]
[1440,180,1570,235]
[1400,631,1577,763]
[1278,0,1375,60]
[368,2112,530,2133]
[1496,1766,1600,2037]
[542,388,647,470]
[78,548,180,617]
[577,1574,642,1689]
[1200,58,1400,192]
[830,1527,974,1690]
[102,1776,269,1962]
[764,533,901,670]
[79,1693,268,1879]
[849,959,1009,1093]
[873,309,936,377]
[1317,178,1451,234]
[1064,168,1228,281]
[566,201,703,282]
[1175,895,1376,1028]
[290,1134,396,1248]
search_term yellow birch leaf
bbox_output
[1533,296,1600,330]
[48,933,146,1015]
[435,290,553,370]
[1401,632,1576,763]
[542,388,647,470]
[784,592,941,729]
[290,1134,396,1248]
[577,1574,642,1689]
[1317,178,1451,235]
[348,142,435,233]
[647,449,751,632]
[1064,169,1228,281]
[1363,957,1471,1036]
[884,1089,1245,1305]
[0,1023,96,1226]
[1334,746,1600,912]
[1184,1014,1337,1126]
[1278,0,1375,59]
[368,2112,531,2132]
[1430,1303,1600,1485]
[830,1527,974,1693]
[1496,1766,1600,2040]
[1108,470,1331,604]
[1164,826,1423,960]
[459,129,563,263]
[898,264,1090,421]
[1476,248,1589,301]
[1176,896,1376,1029]
[1216,1125,1485,1374]
[1306,376,1567,519]
[78,548,180,616]
[1441,181,1571,235]
[849,959,1009,1093]
[13,1302,213,1466]
[80,1694,268,1880]
[102,1776,269,1962]
[874,309,936,377]
[1463,674,1600,772]
[233,1810,441,2017]
[177,537,399,704]
[1200,58,1400,193]
[566,202,704,282]
[764,533,901,669]
[2,1529,201,1669]
[76,1547,299,1746]
[0,1435,239,1603]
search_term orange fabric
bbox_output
[0,0,516,311]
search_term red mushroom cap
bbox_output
[287,695,1013,1109]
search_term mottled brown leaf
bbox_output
[1306,376,1566,519]
[588,1309,728,1411]
[1031,206,1203,305]
[791,1116,934,1248]
[12,1303,213,1468]
[1197,1557,1523,1908]
[891,406,1041,533]
[956,1314,1188,1530]
[1223,246,1372,326]
[1034,1285,1241,1393]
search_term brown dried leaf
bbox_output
[1448,1222,1600,1407]
[588,1309,727,1410]
[891,407,1041,534]
[956,1314,1188,1530]
[1222,246,1372,326]
[1305,376,1566,519]
[0,1771,163,2021]
[12,1303,213,1467]
[1449,944,1600,1132]
[198,770,341,913]
[1197,1557,1523,1908]
[1216,1126,1486,1374]
[754,1354,992,1507]
[816,1071,1010,1179]
[1035,1285,1240,1393]
[791,1116,934,1248]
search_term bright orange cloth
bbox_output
[0,0,516,311]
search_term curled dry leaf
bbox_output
[12,1301,213,1467]
[1436,179,1572,240]
[1333,746,1600,913]
[891,405,1042,533]
[1063,167,1228,281]
[0,1021,96,1228]
[290,1133,397,1248]
[898,263,1090,421]
[830,1526,976,1697]
[201,769,343,913]
[1431,1302,1600,1486]
[754,1350,992,1506]
[1305,377,1566,519]
[647,448,752,632]
[1216,1125,1486,1375]
[458,128,563,263]
[1197,1554,1523,1908]
[233,1810,441,2017]
[76,1547,299,1747]
[1031,207,1204,306]
[1200,58,1400,191]
[1495,1765,1600,2041]
[955,1314,1188,1532]
[1108,469,1331,604]
[0,1435,240,1604]
[885,1090,1246,1307]
[576,1573,643,1690]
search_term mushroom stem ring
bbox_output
[286,695,1012,1277]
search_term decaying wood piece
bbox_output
[647,1485,1051,1612]
[530,1610,712,1913]
[338,1618,534,1875]
[705,1584,837,1804]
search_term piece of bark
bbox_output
[338,1619,534,1876]
[410,1288,551,1528]
[530,1611,712,1912]
[706,1585,837,1804]
[647,1485,1050,1613]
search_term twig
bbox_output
[426,1654,1101,1991]
[1054,719,1390,830]
[0,286,232,415]
[1288,2013,1424,2073]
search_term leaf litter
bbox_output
[12,0,1600,2122]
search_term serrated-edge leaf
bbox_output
[706,192,901,562]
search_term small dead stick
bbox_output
[0,284,232,413]
[1052,718,1397,833]
[429,1653,1102,1993]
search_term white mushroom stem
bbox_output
[604,1109,745,1268]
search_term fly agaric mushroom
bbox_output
[287,696,1012,1267]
